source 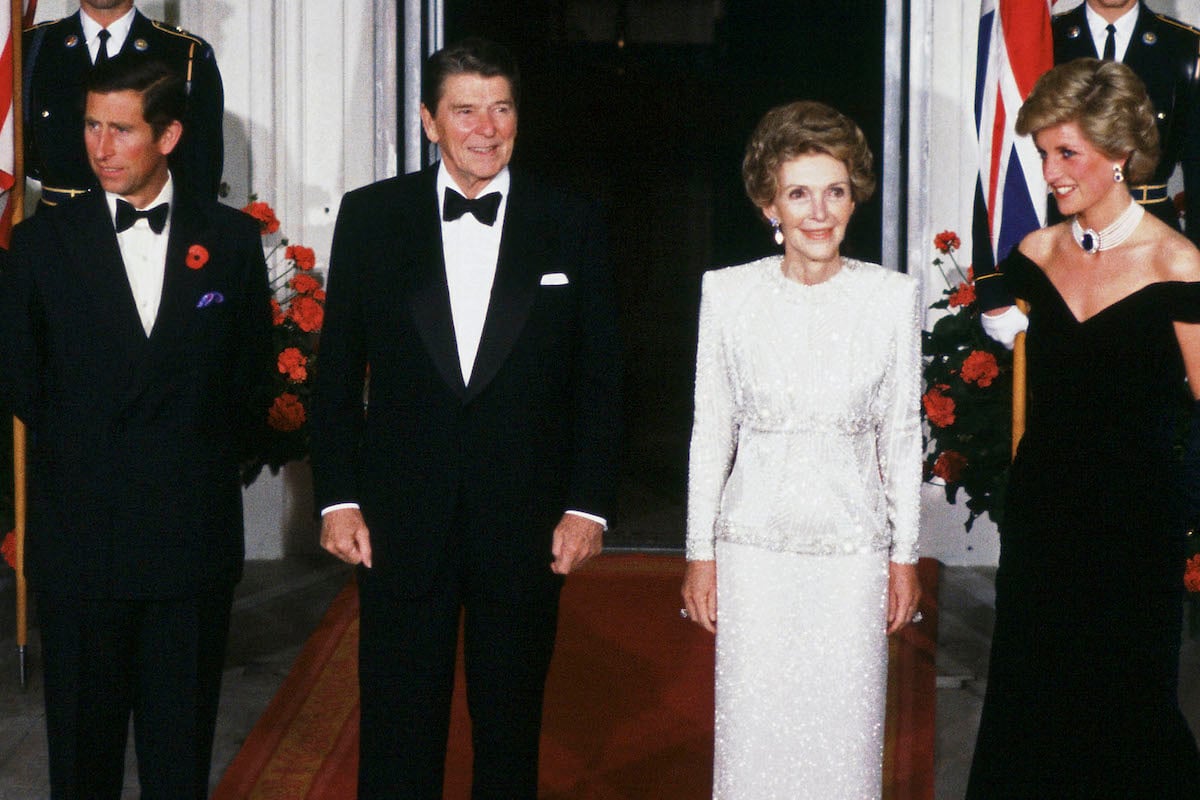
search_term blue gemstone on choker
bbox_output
[1081,232,1095,252]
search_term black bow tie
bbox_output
[115,199,169,234]
[443,188,502,225]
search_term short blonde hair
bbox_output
[742,100,875,208]
[1015,58,1159,185]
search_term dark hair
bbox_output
[1016,58,1159,185]
[420,37,520,112]
[742,100,875,208]
[85,55,186,139]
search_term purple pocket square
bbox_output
[196,291,225,309]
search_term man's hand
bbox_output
[681,560,717,634]
[550,514,603,575]
[887,561,922,635]
[320,507,373,568]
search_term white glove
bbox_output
[980,305,1029,350]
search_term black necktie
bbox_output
[96,29,111,65]
[115,199,170,234]
[1103,24,1116,61]
[443,188,502,226]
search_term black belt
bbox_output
[39,185,91,206]
[1130,184,1168,204]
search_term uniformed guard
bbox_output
[24,0,224,205]
[1053,0,1200,246]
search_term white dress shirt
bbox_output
[107,176,173,336]
[1085,2,1139,63]
[436,164,509,384]
[79,6,137,64]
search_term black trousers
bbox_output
[37,588,234,800]
[356,569,561,800]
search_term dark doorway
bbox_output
[438,1,889,548]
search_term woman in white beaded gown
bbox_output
[681,100,923,799]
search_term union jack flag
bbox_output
[973,0,1056,269]
[0,0,36,248]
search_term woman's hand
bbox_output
[887,561,922,635]
[681,560,718,634]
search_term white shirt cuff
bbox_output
[321,502,360,516]
[566,509,608,530]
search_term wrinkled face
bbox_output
[764,153,856,269]
[1035,120,1121,219]
[85,89,180,208]
[420,73,517,198]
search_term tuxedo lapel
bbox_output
[465,173,542,402]
[405,168,468,398]
[147,196,207,348]
[57,193,146,343]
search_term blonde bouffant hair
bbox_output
[742,100,875,208]
[1015,58,1159,185]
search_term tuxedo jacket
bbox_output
[1054,2,1200,241]
[0,190,273,599]
[24,9,224,202]
[310,166,621,601]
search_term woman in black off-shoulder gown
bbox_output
[966,59,1200,799]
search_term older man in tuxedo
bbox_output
[0,56,272,798]
[311,37,621,800]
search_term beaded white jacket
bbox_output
[685,256,921,564]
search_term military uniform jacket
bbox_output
[24,9,224,202]
[1054,2,1200,244]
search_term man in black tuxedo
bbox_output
[310,37,621,799]
[0,57,272,798]
[1053,0,1200,243]
[24,0,224,204]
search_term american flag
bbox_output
[0,0,36,248]
[974,0,1056,267]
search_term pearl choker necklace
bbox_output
[1071,201,1144,254]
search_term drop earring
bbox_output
[771,218,783,246]
[1113,163,1124,183]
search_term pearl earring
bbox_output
[770,218,783,246]
[1113,163,1124,183]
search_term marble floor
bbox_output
[0,555,1196,799]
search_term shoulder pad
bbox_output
[1154,14,1200,38]
[149,19,208,48]
[24,17,67,34]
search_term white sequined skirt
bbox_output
[713,540,889,800]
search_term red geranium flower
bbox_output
[277,347,308,382]
[922,385,956,428]
[934,230,961,254]
[932,450,968,483]
[1,529,15,569]
[290,273,321,295]
[243,201,281,235]
[286,244,316,270]
[185,244,209,270]
[1185,554,1200,593]
[960,350,1000,388]
[268,393,306,432]
[288,295,324,333]
[948,281,976,308]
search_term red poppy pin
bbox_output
[186,244,209,270]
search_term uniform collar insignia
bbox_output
[64,33,79,48]
[133,38,149,51]
[1067,25,1081,39]
[1142,31,1157,45]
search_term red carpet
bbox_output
[214,555,938,799]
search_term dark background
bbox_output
[429,1,889,545]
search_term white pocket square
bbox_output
[540,272,569,286]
